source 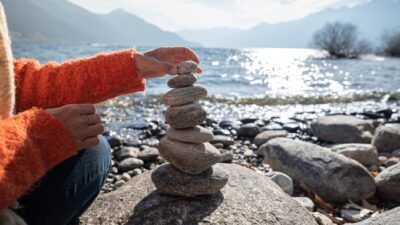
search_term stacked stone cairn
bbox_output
[151,61,229,196]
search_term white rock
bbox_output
[294,197,315,212]
[266,171,294,196]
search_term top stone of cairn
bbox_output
[176,61,197,75]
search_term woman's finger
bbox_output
[80,136,101,149]
[139,71,164,79]
[82,114,102,126]
[144,56,175,74]
[177,47,200,64]
[82,124,105,138]
[78,104,96,115]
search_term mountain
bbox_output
[2,0,198,46]
[180,0,400,48]
[178,27,242,47]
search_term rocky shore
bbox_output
[91,97,400,225]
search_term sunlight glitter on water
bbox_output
[12,44,400,103]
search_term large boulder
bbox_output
[266,138,376,203]
[330,144,378,166]
[375,163,400,202]
[310,115,375,143]
[372,124,400,153]
[353,206,400,225]
[79,164,318,225]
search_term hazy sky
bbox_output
[68,0,368,31]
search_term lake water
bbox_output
[12,43,400,105]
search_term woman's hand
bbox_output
[0,208,27,225]
[46,104,104,150]
[134,47,202,79]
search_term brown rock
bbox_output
[176,60,197,75]
[166,125,214,143]
[151,164,228,197]
[158,137,221,174]
[166,103,207,129]
[168,74,197,88]
[163,85,207,106]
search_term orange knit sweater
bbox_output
[0,49,145,210]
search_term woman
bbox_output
[0,2,201,225]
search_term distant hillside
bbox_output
[180,0,400,48]
[178,27,242,47]
[2,0,199,46]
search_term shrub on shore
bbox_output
[312,22,371,58]
[381,30,400,57]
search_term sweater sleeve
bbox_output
[14,49,145,112]
[0,108,77,210]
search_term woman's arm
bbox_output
[14,49,145,112]
[0,108,77,210]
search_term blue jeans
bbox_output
[16,136,111,225]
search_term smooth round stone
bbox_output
[176,61,197,75]
[151,164,229,197]
[376,163,400,202]
[210,135,235,146]
[163,85,207,106]
[114,147,140,161]
[254,130,288,146]
[293,197,315,212]
[166,103,207,129]
[158,137,221,174]
[238,123,261,138]
[137,147,159,162]
[166,125,214,143]
[265,171,294,196]
[117,158,144,172]
[168,74,197,88]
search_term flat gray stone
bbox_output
[166,103,207,129]
[238,123,261,138]
[176,60,197,75]
[265,171,294,196]
[166,125,214,143]
[353,206,400,225]
[163,85,207,106]
[158,137,221,174]
[137,147,159,162]
[254,130,288,146]
[151,164,229,197]
[114,147,140,161]
[311,115,375,143]
[372,124,400,153]
[266,138,376,203]
[375,163,400,202]
[330,143,378,166]
[79,164,318,225]
[168,74,197,88]
[340,208,372,223]
[312,212,334,225]
[117,158,144,172]
[293,197,314,212]
[210,135,235,146]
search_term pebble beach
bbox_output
[96,95,400,224]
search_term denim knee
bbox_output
[79,135,112,190]
[16,136,112,225]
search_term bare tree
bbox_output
[312,22,371,58]
[381,29,400,57]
